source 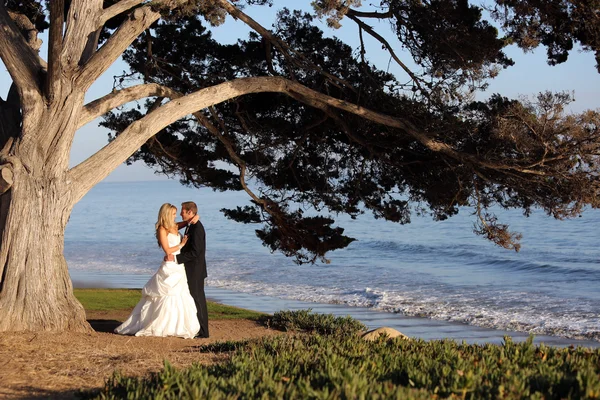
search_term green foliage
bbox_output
[73,289,265,320]
[268,309,367,336]
[197,339,254,353]
[386,0,513,79]
[86,331,600,399]
[491,0,600,72]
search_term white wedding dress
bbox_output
[115,233,200,339]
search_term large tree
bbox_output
[0,0,598,332]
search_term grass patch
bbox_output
[73,288,265,320]
[74,289,141,311]
[207,302,264,320]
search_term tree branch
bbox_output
[0,4,43,101]
[6,10,42,50]
[61,0,104,69]
[70,78,285,198]
[78,5,160,88]
[80,28,103,65]
[99,0,192,25]
[200,107,264,206]
[78,83,180,128]
[99,0,146,26]
[71,78,317,200]
[46,0,65,100]
[72,77,549,203]
[346,9,392,19]
[345,13,423,91]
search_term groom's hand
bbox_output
[165,254,175,261]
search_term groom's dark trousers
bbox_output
[176,221,209,338]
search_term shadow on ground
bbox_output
[88,319,121,333]
[1,386,95,400]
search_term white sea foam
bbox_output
[206,277,600,341]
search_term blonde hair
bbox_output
[155,203,177,246]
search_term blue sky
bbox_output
[1,1,599,182]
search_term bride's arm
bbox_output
[158,227,184,255]
[176,220,188,230]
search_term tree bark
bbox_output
[0,89,90,332]
[0,168,90,332]
[0,0,169,333]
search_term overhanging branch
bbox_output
[99,0,147,26]
[347,9,392,19]
[70,77,287,199]
[78,83,179,128]
[71,76,548,204]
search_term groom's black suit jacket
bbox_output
[177,221,207,279]
[176,220,209,337]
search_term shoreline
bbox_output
[71,272,599,348]
[204,286,600,348]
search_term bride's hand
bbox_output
[180,235,188,247]
[191,214,199,224]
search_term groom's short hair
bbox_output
[181,201,198,214]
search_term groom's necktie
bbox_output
[183,223,190,237]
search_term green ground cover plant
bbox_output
[268,309,367,336]
[85,310,600,399]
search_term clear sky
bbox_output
[1,1,599,182]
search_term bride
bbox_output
[115,203,201,339]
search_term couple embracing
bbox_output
[115,201,209,339]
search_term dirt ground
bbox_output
[0,309,283,399]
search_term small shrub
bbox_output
[268,309,367,336]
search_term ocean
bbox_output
[65,180,600,347]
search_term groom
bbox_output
[168,201,209,338]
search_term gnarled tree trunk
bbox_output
[0,170,89,332]
[0,85,92,332]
